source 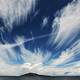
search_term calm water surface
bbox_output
[0,74,79,80]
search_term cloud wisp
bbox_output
[0,0,35,30]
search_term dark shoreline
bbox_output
[0,73,80,80]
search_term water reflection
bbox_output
[0,74,79,80]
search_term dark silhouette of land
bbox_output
[0,73,79,80]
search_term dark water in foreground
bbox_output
[0,74,79,80]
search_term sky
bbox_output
[0,0,80,76]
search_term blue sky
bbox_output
[0,0,80,76]
[8,0,73,51]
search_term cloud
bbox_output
[51,0,80,48]
[42,17,49,28]
[0,38,80,76]
[0,0,36,30]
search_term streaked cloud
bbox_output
[0,0,36,30]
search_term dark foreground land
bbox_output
[0,73,80,80]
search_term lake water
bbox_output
[0,74,79,80]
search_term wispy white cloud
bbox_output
[42,17,48,28]
[51,39,80,66]
[0,38,80,76]
[51,0,80,48]
[0,0,36,30]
